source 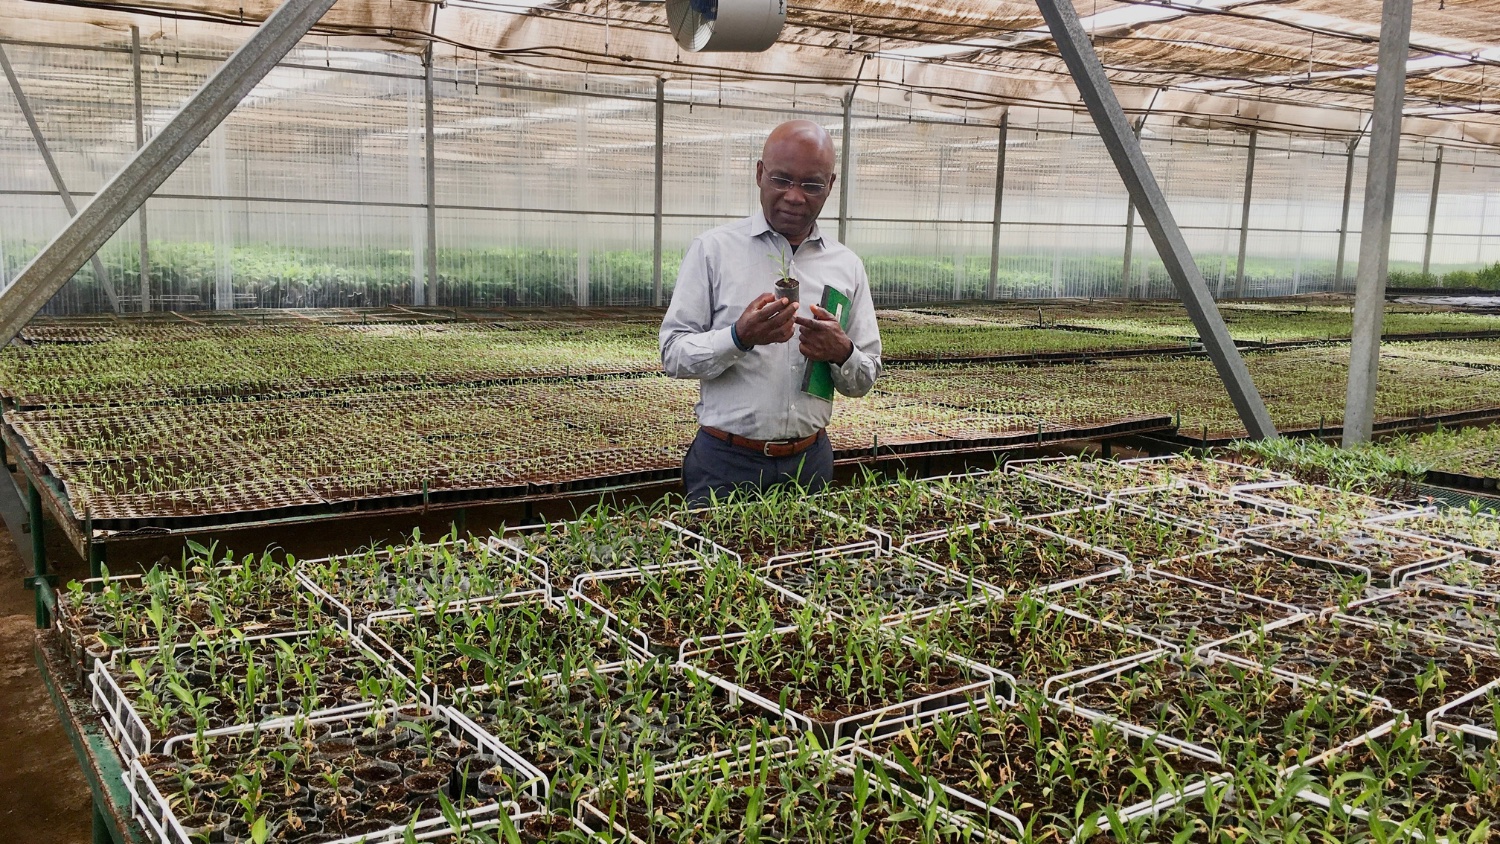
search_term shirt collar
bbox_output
[752,211,824,250]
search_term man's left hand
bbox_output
[794,304,854,364]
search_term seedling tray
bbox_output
[1109,485,1307,538]
[1373,511,1500,562]
[55,564,324,682]
[358,595,623,705]
[1240,520,1465,589]
[1024,503,1236,567]
[91,627,387,761]
[297,536,550,632]
[499,515,729,591]
[1147,548,1389,617]
[945,466,1099,520]
[901,518,1128,597]
[1237,484,1432,523]
[1337,585,1500,654]
[126,702,546,844]
[1209,615,1500,720]
[576,739,1000,843]
[1052,649,1403,770]
[1045,568,1308,655]
[849,698,1229,844]
[570,559,802,658]
[662,502,882,565]
[1426,677,1500,745]
[451,659,790,808]
[812,482,992,551]
[1408,557,1500,601]
[679,625,1014,746]
[1119,454,1296,494]
[753,544,999,625]
[1016,456,1182,499]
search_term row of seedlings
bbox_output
[1027,452,1500,839]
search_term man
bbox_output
[660,119,882,504]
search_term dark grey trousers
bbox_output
[683,429,834,505]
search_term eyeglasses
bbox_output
[764,174,830,197]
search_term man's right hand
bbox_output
[734,293,797,347]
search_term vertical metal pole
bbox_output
[838,90,854,244]
[652,78,665,307]
[1422,145,1443,279]
[1034,0,1276,439]
[986,112,1008,300]
[1343,0,1413,447]
[0,45,121,313]
[131,27,151,312]
[422,49,436,307]
[1334,138,1357,291]
[1121,118,1146,298]
[209,126,233,309]
[1233,129,1257,298]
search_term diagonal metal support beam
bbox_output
[0,0,338,344]
[0,44,119,312]
[1034,0,1277,440]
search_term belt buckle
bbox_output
[763,441,775,457]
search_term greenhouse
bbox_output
[2,0,1500,841]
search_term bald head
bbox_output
[756,120,838,246]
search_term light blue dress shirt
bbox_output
[660,212,883,441]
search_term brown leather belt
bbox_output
[701,426,823,458]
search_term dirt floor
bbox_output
[0,527,91,842]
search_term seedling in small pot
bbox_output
[1110,485,1299,538]
[1241,483,1426,523]
[1339,586,1500,653]
[1127,454,1292,493]
[770,245,799,303]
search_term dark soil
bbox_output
[670,507,871,564]
[1030,506,1224,566]
[1246,523,1454,579]
[1343,587,1500,650]
[1315,733,1500,837]
[817,484,983,545]
[764,551,982,619]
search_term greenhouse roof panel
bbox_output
[7,0,1500,144]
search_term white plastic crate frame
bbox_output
[1022,503,1240,568]
[90,627,383,761]
[899,517,1133,596]
[575,737,1007,842]
[678,624,1016,747]
[296,535,551,632]
[848,697,1230,844]
[752,543,1001,626]
[1050,649,1403,771]
[1239,521,1466,590]
[126,702,546,844]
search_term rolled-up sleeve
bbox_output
[660,237,748,381]
[830,262,882,398]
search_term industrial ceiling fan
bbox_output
[666,0,787,51]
